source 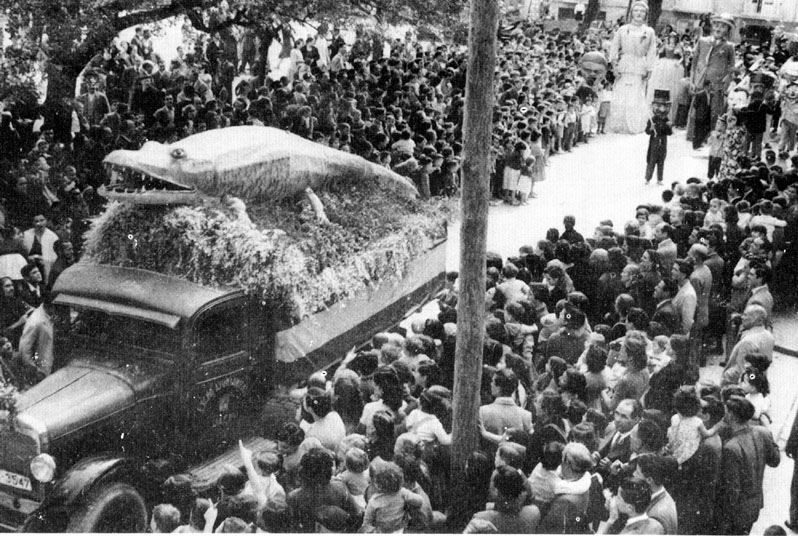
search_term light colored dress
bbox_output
[747,392,771,422]
[667,413,703,464]
[608,23,658,134]
[405,408,450,445]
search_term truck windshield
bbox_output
[54,305,180,356]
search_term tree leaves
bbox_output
[0,0,465,105]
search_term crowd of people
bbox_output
[1,4,798,534]
[0,11,642,380]
[146,175,790,533]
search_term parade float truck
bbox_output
[0,127,451,532]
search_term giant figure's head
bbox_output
[710,13,735,41]
[629,0,648,24]
[651,90,671,117]
[579,51,608,86]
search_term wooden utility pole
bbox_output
[448,0,498,528]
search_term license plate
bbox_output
[0,469,31,491]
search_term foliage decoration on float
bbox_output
[82,180,454,324]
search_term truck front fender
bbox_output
[44,455,141,507]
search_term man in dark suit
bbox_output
[745,262,774,321]
[152,94,176,141]
[593,398,641,490]
[130,75,161,128]
[654,223,678,273]
[478,368,533,453]
[601,477,665,534]
[651,279,680,336]
[635,454,678,534]
[205,34,223,75]
[716,396,779,535]
[99,102,126,138]
[77,75,110,126]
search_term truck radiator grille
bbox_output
[0,430,41,499]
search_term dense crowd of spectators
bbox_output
[146,180,788,532]
[1,10,798,535]
[0,16,627,383]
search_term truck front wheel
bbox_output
[66,482,148,533]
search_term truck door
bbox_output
[189,302,253,434]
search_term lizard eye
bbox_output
[171,148,186,159]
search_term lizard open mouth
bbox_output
[99,163,199,205]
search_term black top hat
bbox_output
[652,89,671,104]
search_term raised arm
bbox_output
[239,440,266,508]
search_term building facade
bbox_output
[527,0,797,35]
[660,0,798,33]
[545,0,629,24]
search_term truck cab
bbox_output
[0,264,270,532]
[0,236,446,532]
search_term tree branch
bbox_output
[185,6,255,34]
[101,4,187,31]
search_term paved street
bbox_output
[443,128,798,534]
[445,129,709,266]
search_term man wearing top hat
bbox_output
[645,90,673,185]
[689,13,736,145]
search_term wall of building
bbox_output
[548,0,628,23]
[535,0,797,33]
[505,0,540,20]
[662,0,798,25]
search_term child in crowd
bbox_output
[517,154,535,205]
[703,198,727,230]
[553,102,565,152]
[361,459,424,533]
[707,117,726,178]
[648,334,671,373]
[563,104,577,152]
[173,498,217,533]
[503,140,526,204]
[504,301,537,361]
[741,368,771,426]
[580,97,596,141]
[597,82,612,134]
[338,447,371,509]
[736,200,752,230]
[749,200,786,242]
[540,115,552,165]
[528,129,546,192]
[238,441,287,525]
[150,503,182,533]
[529,441,565,506]
[667,386,720,465]
[406,390,452,447]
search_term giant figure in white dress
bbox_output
[607,0,658,134]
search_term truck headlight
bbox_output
[30,454,56,483]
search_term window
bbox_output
[198,308,247,357]
[54,305,180,356]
